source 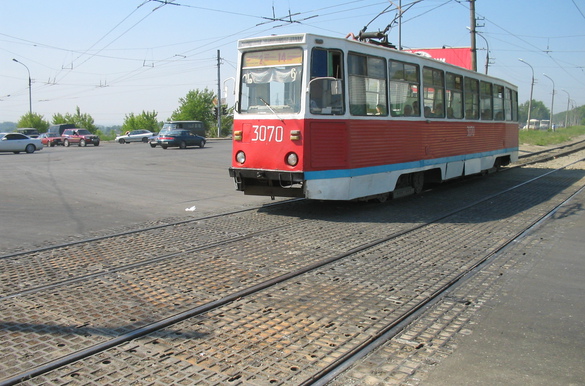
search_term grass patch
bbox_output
[519,125,585,146]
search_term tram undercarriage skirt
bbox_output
[229,168,305,198]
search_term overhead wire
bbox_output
[453,1,585,89]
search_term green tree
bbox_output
[52,106,97,133]
[219,106,234,137]
[17,112,50,132]
[519,100,549,124]
[170,88,216,132]
[121,110,160,133]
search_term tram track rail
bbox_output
[1,148,584,385]
[516,137,585,165]
[3,138,584,300]
[311,169,585,386]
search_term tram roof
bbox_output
[238,33,516,89]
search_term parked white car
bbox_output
[115,130,154,144]
[0,132,43,154]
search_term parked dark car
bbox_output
[38,132,63,147]
[62,129,100,147]
[160,121,206,137]
[47,124,76,136]
[156,130,206,149]
[16,128,40,138]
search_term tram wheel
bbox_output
[412,172,425,194]
[376,192,390,203]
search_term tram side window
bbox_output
[493,85,504,120]
[504,88,512,121]
[423,67,445,118]
[446,72,463,119]
[310,48,344,115]
[480,81,493,120]
[348,52,387,116]
[389,60,420,117]
[510,89,518,121]
[464,78,479,119]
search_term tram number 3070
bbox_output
[251,125,284,142]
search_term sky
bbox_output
[1,0,584,126]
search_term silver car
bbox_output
[0,132,43,154]
[115,130,154,144]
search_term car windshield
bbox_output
[77,129,91,135]
[167,130,184,136]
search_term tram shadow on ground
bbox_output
[258,166,585,225]
[0,321,210,341]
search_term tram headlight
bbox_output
[286,152,298,167]
[236,151,246,164]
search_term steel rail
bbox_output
[0,219,306,301]
[3,156,583,386]
[0,198,299,260]
[6,142,585,300]
[516,138,585,164]
[306,161,585,385]
[3,138,584,263]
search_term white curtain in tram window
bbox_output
[390,82,409,104]
[243,67,298,84]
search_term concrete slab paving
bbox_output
[422,189,585,385]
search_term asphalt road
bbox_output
[0,139,275,253]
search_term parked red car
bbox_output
[62,129,100,147]
[38,132,63,147]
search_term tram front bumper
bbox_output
[229,168,305,198]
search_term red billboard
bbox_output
[404,47,472,70]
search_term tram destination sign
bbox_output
[243,48,303,68]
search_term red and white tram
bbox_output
[229,33,519,201]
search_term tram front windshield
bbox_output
[239,48,303,114]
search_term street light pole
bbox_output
[468,27,489,74]
[518,59,534,129]
[469,0,477,72]
[12,58,32,116]
[542,73,555,130]
[561,89,570,128]
[476,32,489,74]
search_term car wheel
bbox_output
[179,141,187,149]
[50,142,55,147]
[64,139,70,147]
[150,143,156,148]
[161,145,168,149]
[199,140,206,148]
[79,139,86,147]
[142,137,148,143]
[25,144,36,154]
[94,141,100,146]
[119,139,125,144]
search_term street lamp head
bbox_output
[12,58,18,63]
[518,58,534,74]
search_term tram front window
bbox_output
[240,48,303,114]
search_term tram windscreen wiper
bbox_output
[259,97,284,122]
